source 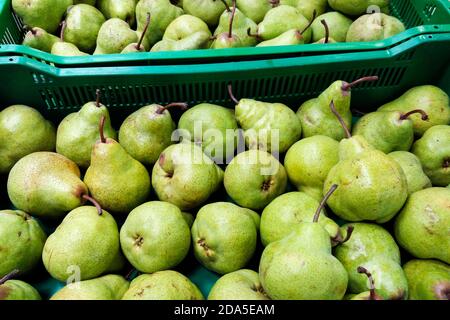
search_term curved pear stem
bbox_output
[330,100,352,139]
[247,27,260,39]
[227,84,239,105]
[357,266,376,300]
[321,19,330,44]
[82,194,103,215]
[60,20,66,42]
[99,115,106,143]
[341,225,354,243]
[0,269,20,285]
[313,184,338,223]
[156,102,188,114]
[137,12,151,50]
[269,0,280,7]
[300,10,316,35]
[219,0,231,12]
[95,89,101,108]
[228,0,237,39]
[341,76,379,91]
[399,109,429,121]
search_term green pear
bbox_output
[119,103,185,166]
[378,85,450,136]
[120,201,190,273]
[191,202,259,274]
[74,0,96,4]
[329,0,389,16]
[0,105,56,174]
[284,135,339,200]
[56,91,116,168]
[42,206,120,282]
[63,4,105,53]
[404,259,450,300]
[208,269,269,300]
[412,125,450,186]
[98,0,138,26]
[311,12,352,43]
[211,2,245,49]
[259,186,348,300]
[0,271,41,300]
[224,149,287,210]
[236,0,273,24]
[51,274,129,300]
[346,13,405,42]
[12,0,73,33]
[178,103,238,163]
[152,143,223,211]
[257,5,312,42]
[0,210,46,278]
[181,212,194,228]
[353,109,430,153]
[256,29,304,47]
[136,0,184,47]
[260,192,342,246]
[7,152,89,219]
[395,187,450,264]
[122,271,204,300]
[121,12,151,53]
[350,267,384,300]
[214,6,258,47]
[105,249,126,273]
[151,15,212,52]
[22,27,61,53]
[297,76,378,141]
[388,151,432,195]
[51,41,89,56]
[183,0,232,27]
[94,18,138,54]
[84,129,151,215]
[281,0,327,21]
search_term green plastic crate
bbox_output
[0,0,449,66]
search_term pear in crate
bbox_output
[0,105,55,174]
[23,27,61,53]
[311,12,352,42]
[120,201,191,273]
[7,152,90,219]
[119,103,187,166]
[183,0,232,27]
[191,202,259,274]
[94,18,138,54]
[122,271,204,300]
[346,13,405,42]
[121,12,151,53]
[42,205,120,282]
[51,274,129,300]
[281,0,328,21]
[224,149,287,210]
[84,118,151,214]
[0,210,47,278]
[378,85,450,136]
[214,5,258,47]
[329,0,389,16]
[51,20,89,56]
[0,270,41,300]
[211,2,245,49]
[98,0,138,26]
[235,0,273,24]
[208,269,269,300]
[12,0,73,33]
[57,90,116,168]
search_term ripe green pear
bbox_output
[311,12,352,42]
[98,0,138,26]
[208,269,269,300]
[404,259,450,300]
[122,271,204,300]
[329,0,389,16]
[256,29,304,47]
[281,0,327,21]
[388,151,431,195]
[42,206,120,282]
[412,125,450,186]
[0,272,41,300]
[0,105,56,174]
[214,7,258,47]
[51,42,89,56]
[0,210,46,277]
[183,0,232,27]
[22,27,61,52]
[152,143,223,210]
[191,202,259,274]
[120,201,190,273]
[56,97,116,168]
[51,274,129,300]
[94,18,138,54]
[395,188,450,264]
[84,138,151,215]
[284,135,339,200]
[224,150,287,210]
[378,85,450,136]
[346,13,405,42]
[7,152,89,219]
[12,0,73,33]
[236,0,273,24]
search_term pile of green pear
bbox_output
[14,0,407,56]
[0,79,449,301]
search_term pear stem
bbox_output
[137,13,151,50]
[341,225,354,243]
[82,194,103,215]
[321,19,330,44]
[99,115,106,143]
[156,102,188,114]
[227,84,239,104]
[269,0,280,7]
[341,76,379,91]
[300,10,316,35]
[60,21,66,42]
[0,269,20,285]
[357,266,376,300]
[247,27,260,40]
[228,0,237,39]
[399,109,429,121]
[220,0,231,12]
[95,89,101,108]
[313,184,338,223]
[330,100,352,139]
